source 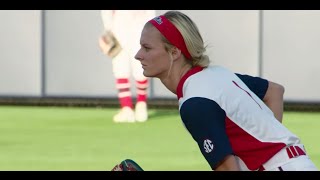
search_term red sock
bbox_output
[116,78,133,109]
[136,79,148,103]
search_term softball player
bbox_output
[99,10,156,123]
[134,10,318,171]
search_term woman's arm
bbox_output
[214,155,240,171]
[263,81,285,123]
[236,74,285,123]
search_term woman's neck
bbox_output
[160,62,192,95]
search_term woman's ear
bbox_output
[170,46,182,61]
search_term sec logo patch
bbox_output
[203,139,214,153]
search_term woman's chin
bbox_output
[143,71,155,78]
[143,71,150,77]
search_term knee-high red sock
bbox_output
[136,79,148,103]
[116,78,133,109]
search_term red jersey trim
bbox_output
[176,66,204,99]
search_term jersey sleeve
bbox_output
[180,97,233,170]
[235,73,269,100]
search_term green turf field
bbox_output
[0,106,319,171]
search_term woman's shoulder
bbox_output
[206,65,232,72]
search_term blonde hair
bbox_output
[163,11,210,67]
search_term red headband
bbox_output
[149,15,192,59]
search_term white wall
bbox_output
[44,10,117,97]
[0,10,42,96]
[263,10,320,102]
[0,10,320,102]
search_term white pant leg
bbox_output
[112,49,131,79]
[126,28,146,81]
[131,55,146,81]
[111,10,155,81]
[270,156,318,171]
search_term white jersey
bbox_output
[177,65,301,170]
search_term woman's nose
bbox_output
[134,51,142,61]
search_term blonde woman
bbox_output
[134,10,317,171]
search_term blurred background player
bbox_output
[98,10,156,123]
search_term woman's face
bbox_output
[135,25,171,79]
